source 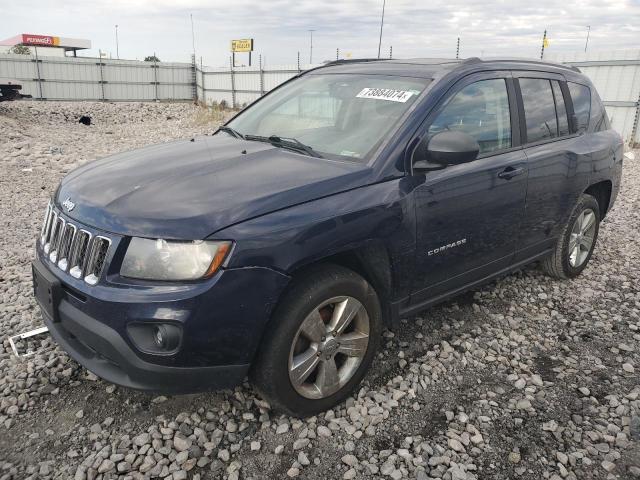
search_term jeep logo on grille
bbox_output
[62,197,75,212]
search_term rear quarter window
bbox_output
[568,82,591,134]
[590,88,610,132]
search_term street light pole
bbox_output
[308,29,315,64]
[584,25,591,53]
[191,14,196,59]
[115,25,119,59]
[377,0,386,59]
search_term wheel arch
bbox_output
[585,180,612,219]
[287,243,394,328]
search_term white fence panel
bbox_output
[197,63,320,107]
[0,53,194,102]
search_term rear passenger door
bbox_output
[513,72,591,262]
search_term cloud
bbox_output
[2,0,638,66]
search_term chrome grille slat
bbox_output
[69,230,91,279]
[43,211,58,254]
[39,203,111,285]
[49,217,66,263]
[84,236,111,285]
[40,203,52,245]
[57,223,77,271]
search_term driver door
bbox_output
[410,71,528,304]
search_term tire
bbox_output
[541,193,600,279]
[250,264,382,417]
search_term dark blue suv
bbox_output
[33,58,623,416]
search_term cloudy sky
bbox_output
[2,0,639,66]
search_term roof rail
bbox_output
[322,58,391,67]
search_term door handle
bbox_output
[498,166,525,180]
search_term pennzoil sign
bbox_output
[231,39,253,53]
[21,34,60,47]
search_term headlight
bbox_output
[121,238,232,281]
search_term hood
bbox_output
[56,135,373,239]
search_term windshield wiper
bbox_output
[244,134,323,158]
[216,126,245,140]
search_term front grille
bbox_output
[40,201,112,285]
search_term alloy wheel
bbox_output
[288,296,370,399]
[568,208,597,268]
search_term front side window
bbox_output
[520,78,558,143]
[568,82,591,134]
[428,78,512,154]
[227,73,431,161]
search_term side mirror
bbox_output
[413,131,480,171]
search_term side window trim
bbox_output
[550,80,571,137]
[558,80,577,133]
[408,71,519,169]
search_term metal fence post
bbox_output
[259,54,264,96]
[631,91,640,147]
[191,54,198,103]
[33,46,44,99]
[153,53,159,101]
[97,50,106,101]
[297,51,301,73]
[230,56,236,108]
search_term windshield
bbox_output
[226,73,431,161]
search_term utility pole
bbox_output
[456,37,460,59]
[377,0,386,59]
[308,29,315,64]
[115,25,119,59]
[389,45,392,59]
[540,29,547,60]
[584,25,591,53]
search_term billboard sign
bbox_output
[231,39,253,53]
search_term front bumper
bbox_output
[32,256,290,393]
[43,299,249,393]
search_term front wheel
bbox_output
[541,193,600,279]
[250,264,382,417]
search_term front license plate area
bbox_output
[32,261,62,322]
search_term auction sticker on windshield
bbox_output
[356,88,416,103]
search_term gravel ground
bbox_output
[0,101,638,480]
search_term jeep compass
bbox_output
[33,57,623,416]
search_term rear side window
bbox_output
[568,82,591,133]
[428,78,511,154]
[519,78,558,143]
[551,81,570,136]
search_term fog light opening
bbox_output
[153,325,166,348]
[127,323,182,355]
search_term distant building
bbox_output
[0,33,91,57]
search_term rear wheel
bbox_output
[250,264,382,416]
[541,194,600,279]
